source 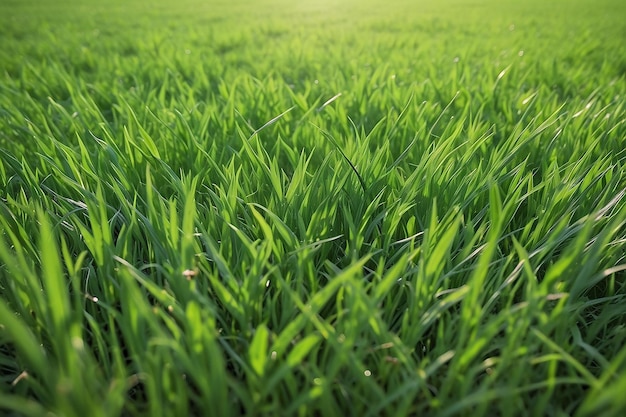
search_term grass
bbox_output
[0,0,625,415]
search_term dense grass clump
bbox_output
[1,0,625,416]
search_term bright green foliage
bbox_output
[1,0,625,416]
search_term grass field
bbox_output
[1,0,625,415]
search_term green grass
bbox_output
[1,0,625,415]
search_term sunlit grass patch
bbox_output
[1,0,625,416]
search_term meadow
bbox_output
[0,0,625,415]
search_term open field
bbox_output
[1,0,625,415]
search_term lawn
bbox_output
[0,0,625,415]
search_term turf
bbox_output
[1,0,625,416]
